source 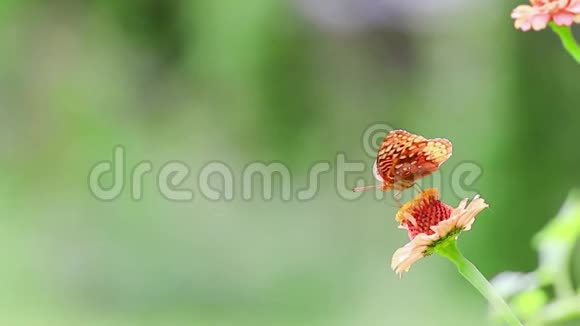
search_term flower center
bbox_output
[396,188,453,239]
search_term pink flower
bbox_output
[511,0,580,31]
[391,189,488,276]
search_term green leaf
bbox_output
[490,272,538,298]
[511,289,548,321]
[533,190,580,284]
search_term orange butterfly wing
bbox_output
[375,130,452,191]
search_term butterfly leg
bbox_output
[393,190,403,207]
[413,183,424,194]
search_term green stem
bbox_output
[550,22,580,64]
[553,269,575,299]
[435,241,523,326]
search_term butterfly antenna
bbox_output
[352,184,382,192]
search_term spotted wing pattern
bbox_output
[375,130,452,191]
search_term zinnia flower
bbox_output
[511,0,580,31]
[391,188,488,276]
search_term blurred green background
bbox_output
[1,1,580,325]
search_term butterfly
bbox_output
[354,129,452,193]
